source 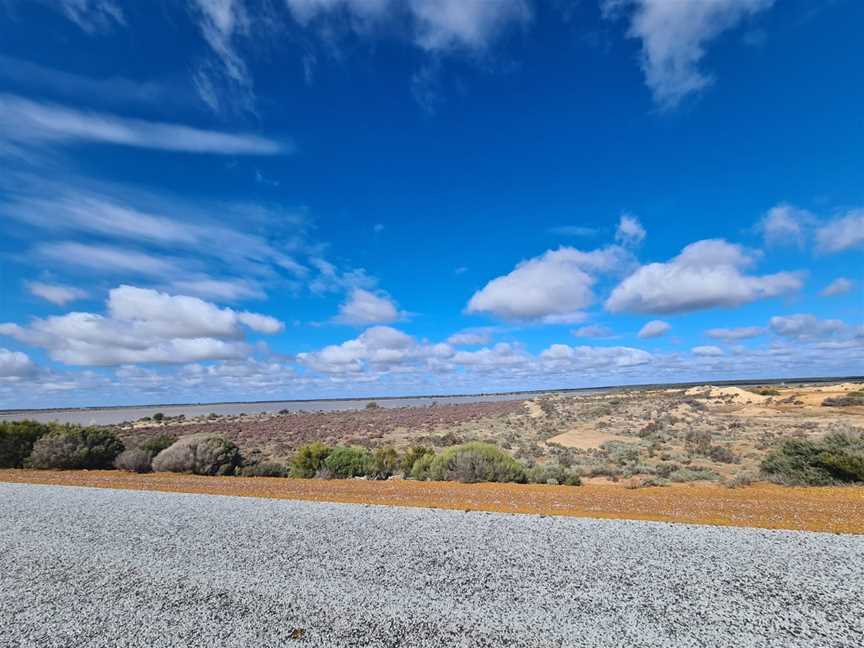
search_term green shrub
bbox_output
[428,442,526,484]
[152,412,165,422]
[369,447,399,480]
[823,393,864,407]
[0,420,53,468]
[238,462,289,477]
[139,434,177,457]
[401,445,434,477]
[290,442,333,478]
[409,452,436,480]
[527,463,581,486]
[28,426,124,470]
[151,433,240,476]
[668,467,720,482]
[114,448,152,473]
[323,447,373,478]
[761,432,864,485]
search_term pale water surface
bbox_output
[0,393,551,426]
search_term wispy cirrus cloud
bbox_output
[0,94,287,154]
[602,0,775,109]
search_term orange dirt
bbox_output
[3,469,863,534]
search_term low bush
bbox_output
[323,447,373,478]
[28,425,124,470]
[0,420,53,468]
[761,432,864,485]
[151,433,241,476]
[139,434,177,457]
[114,448,152,473]
[290,442,332,478]
[668,467,720,482]
[706,445,740,464]
[428,442,526,484]
[401,445,434,477]
[369,447,399,480]
[409,452,436,480]
[822,393,864,407]
[526,463,581,486]
[238,462,289,477]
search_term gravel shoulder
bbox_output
[2,483,863,647]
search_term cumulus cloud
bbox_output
[637,319,670,339]
[615,213,645,247]
[27,281,88,306]
[0,94,285,154]
[706,326,766,342]
[539,344,652,370]
[447,328,493,346]
[692,345,724,357]
[467,246,633,322]
[0,285,282,366]
[605,239,803,314]
[815,210,864,254]
[0,348,38,379]
[333,288,404,325]
[571,324,615,339]
[820,277,854,297]
[603,0,774,109]
[769,314,846,341]
[298,326,449,374]
[758,203,812,247]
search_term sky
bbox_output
[0,0,862,409]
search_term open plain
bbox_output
[2,483,863,648]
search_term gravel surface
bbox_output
[2,483,863,647]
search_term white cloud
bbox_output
[467,246,633,322]
[409,0,531,52]
[447,329,493,346]
[298,325,445,374]
[37,242,182,277]
[43,0,125,33]
[637,319,670,339]
[615,213,645,247]
[334,288,404,325]
[815,210,864,254]
[27,281,88,306]
[603,0,774,109]
[821,277,854,297]
[605,239,803,314]
[769,314,846,341]
[571,324,615,339]
[285,0,529,52]
[0,348,38,379]
[168,278,265,301]
[0,94,285,154]
[190,0,256,114]
[758,203,811,247]
[706,326,766,342]
[539,344,652,370]
[452,342,530,369]
[0,285,282,366]
[692,345,724,357]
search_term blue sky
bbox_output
[0,0,862,408]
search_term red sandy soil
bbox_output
[2,469,863,534]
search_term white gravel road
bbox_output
[1,482,862,647]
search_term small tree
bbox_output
[369,447,399,480]
[290,442,332,478]
[0,420,53,468]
